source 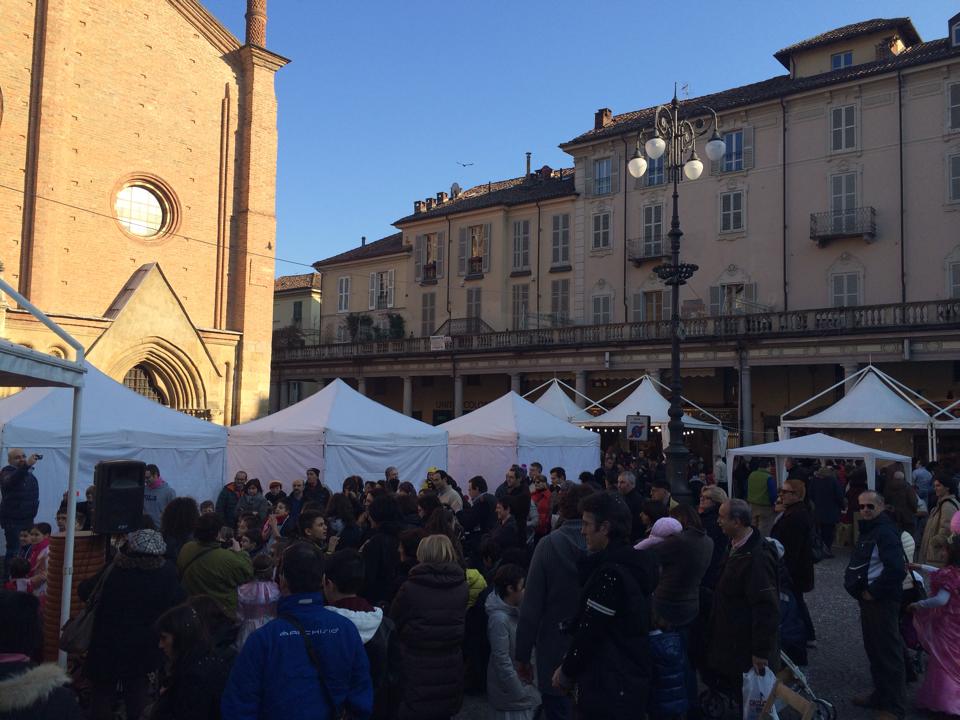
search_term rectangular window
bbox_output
[644,290,665,321]
[551,214,570,265]
[370,270,394,310]
[831,105,856,151]
[469,225,485,259]
[335,324,348,343]
[466,287,482,319]
[831,50,853,70]
[511,284,529,329]
[551,279,570,325]
[594,157,612,195]
[292,301,303,326]
[950,262,960,299]
[592,212,611,249]
[951,154,960,202]
[830,172,857,232]
[592,295,611,325]
[953,23,960,46]
[512,220,530,271]
[421,292,436,336]
[720,191,744,233]
[710,283,756,315]
[642,203,663,256]
[831,272,861,307]
[722,130,744,172]
[646,156,665,186]
[337,276,350,313]
[951,83,960,131]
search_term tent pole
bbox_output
[780,365,869,422]
[521,378,553,399]
[57,375,84,668]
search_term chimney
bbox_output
[539,165,553,179]
[414,200,424,214]
[245,0,267,47]
[594,107,612,130]
[436,191,448,204]
[425,198,435,211]
[525,152,532,177]
[361,236,366,246]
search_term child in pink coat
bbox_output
[236,554,280,649]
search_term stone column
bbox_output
[269,379,280,413]
[510,373,521,394]
[357,377,367,396]
[843,362,859,394]
[575,370,588,408]
[454,375,464,418]
[739,352,752,445]
[403,376,413,416]
[315,378,325,391]
[279,379,289,410]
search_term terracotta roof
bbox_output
[312,232,406,269]
[274,272,322,292]
[394,169,576,226]
[563,37,956,148]
[773,17,921,69]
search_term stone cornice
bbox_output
[238,45,291,72]
[167,0,242,55]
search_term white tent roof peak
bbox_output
[781,367,935,429]
[727,433,910,463]
[532,380,584,422]
[582,377,720,430]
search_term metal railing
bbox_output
[627,238,666,263]
[274,299,960,363]
[810,206,877,242]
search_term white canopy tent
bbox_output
[0,363,228,527]
[529,379,591,422]
[227,378,446,489]
[579,376,728,456]
[0,277,85,669]
[726,433,910,491]
[440,391,600,487]
[780,365,948,459]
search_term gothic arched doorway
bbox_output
[123,364,169,406]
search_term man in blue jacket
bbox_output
[0,448,40,576]
[222,542,373,720]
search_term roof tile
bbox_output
[274,272,322,291]
[773,17,920,68]
[312,232,406,269]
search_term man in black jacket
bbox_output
[615,471,644,543]
[845,490,906,720]
[552,492,658,719]
[459,476,496,564]
[0,448,40,575]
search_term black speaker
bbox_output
[92,460,146,533]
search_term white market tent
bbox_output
[440,391,600,487]
[0,277,85,669]
[227,378,446,489]
[530,379,591,422]
[726,433,910,491]
[780,365,949,459]
[579,376,728,455]
[0,362,229,528]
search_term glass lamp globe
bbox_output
[705,132,726,162]
[627,152,648,179]
[684,156,704,180]
[645,136,666,160]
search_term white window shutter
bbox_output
[744,282,757,308]
[414,235,423,281]
[512,221,521,270]
[483,223,492,272]
[522,220,530,268]
[458,228,467,276]
[583,156,594,196]
[368,273,376,310]
[742,126,755,170]
[709,286,722,316]
[436,231,445,278]
[387,269,395,308]
[610,152,621,194]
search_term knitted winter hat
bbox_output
[125,529,166,557]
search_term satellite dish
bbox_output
[451,182,461,197]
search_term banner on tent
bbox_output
[626,415,650,442]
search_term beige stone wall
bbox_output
[273,290,322,333]
[791,30,908,79]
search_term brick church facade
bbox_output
[0,0,285,423]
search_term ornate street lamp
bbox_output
[627,89,725,496]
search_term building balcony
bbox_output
[627,238,669,265]
[810,207,877,245]
[467,256,484,277]
[274,299,960,364]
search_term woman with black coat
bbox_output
[160,497,199,563]
[326,492,364,551]
[698,485,730,590]
[79,529,185,720]
[360,494,403,607]
[390,534,468,720]
[770,478,816,644]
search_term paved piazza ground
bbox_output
[455,548,921,720]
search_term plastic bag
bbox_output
[742,667,778,720]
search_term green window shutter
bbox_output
[414,235,423,281]
[436,231,445,278]
[368,273,376,310]
[742,126,755,170]
[483,223,492,272]
[583,156,594,196]
[387,269,396,308]
[458,228,467,276]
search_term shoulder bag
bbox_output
[59,562,115,653]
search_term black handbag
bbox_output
[59,562,115,653]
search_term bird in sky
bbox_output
[456,161,474,167]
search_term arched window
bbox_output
[123,364,168,405]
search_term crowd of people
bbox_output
[0,447,958,720]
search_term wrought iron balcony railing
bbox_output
[627,238,668,265]
[810,207,877,244]
[274,300,960,364]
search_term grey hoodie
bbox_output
[485,590,541,712]
[515,518,587,696]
